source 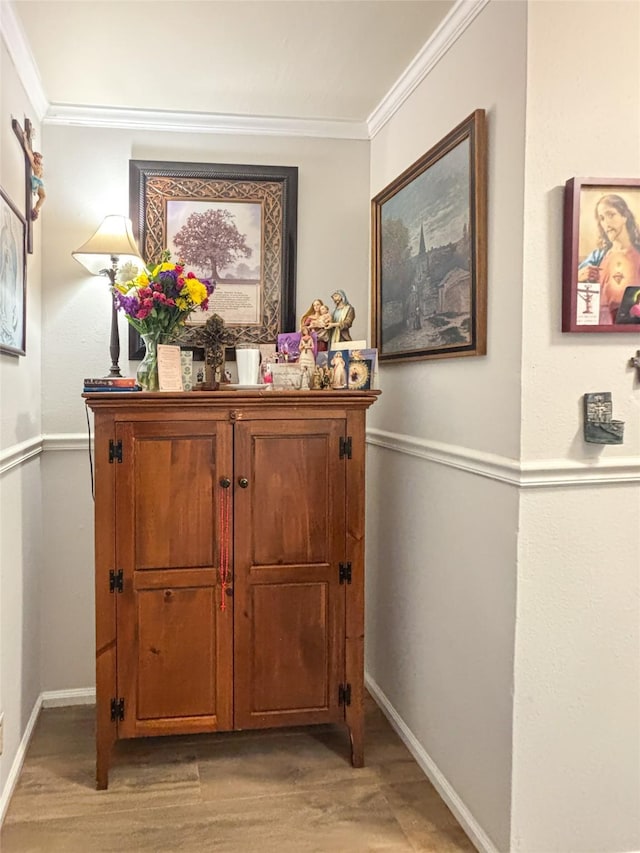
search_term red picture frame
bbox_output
[562,177,640,333]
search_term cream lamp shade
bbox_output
[72,215,144,378]
[72,215,143,276]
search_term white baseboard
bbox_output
[365,672,498,853]
[0,688,95,826]
[0,694,42,826]
[41,687,95,708]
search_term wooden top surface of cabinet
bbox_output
[84,389,379,789]
[84,388,380,414]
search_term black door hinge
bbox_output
[338,683,352,706]
[339,436,352,459]
[339,562,352,584]
[109,569,124,593]
[109,439,123,463]
[110,697,125,721]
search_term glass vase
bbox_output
[136,331,162,392]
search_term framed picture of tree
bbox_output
[129,160,298,359]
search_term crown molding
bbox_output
[367,0,490,138]
[366,428,640,488]
[3,0,485,141]
[43,104,369,140]
[0,1,48,120]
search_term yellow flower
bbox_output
[181,278,208,305]
[135,273,150,287]
[175,297,189,310]
[152,262,175,276]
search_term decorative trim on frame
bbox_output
[367,0,491,138]
[43,104,369,140]
[366,428,640,487]
[365,673,499,853]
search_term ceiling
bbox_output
[9,0,454,128]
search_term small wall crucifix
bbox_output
[12,116,45,253]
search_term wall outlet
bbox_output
[0,712,4,755]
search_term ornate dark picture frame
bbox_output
[0,186,27,356]
[562,177,640,332]
[371,109,487,363]
[129,160,298,359]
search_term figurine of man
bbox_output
[27,147,46,220]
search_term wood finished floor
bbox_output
[1,694,475,852]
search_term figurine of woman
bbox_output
[301,298,330,350]
[298,326,316,372]
[330,350,347,389]
[328,290,355,347]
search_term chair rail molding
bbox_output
[42,433,92,452]
[366,427,640,487]
[0,436,43,475]
[3,430,638,487]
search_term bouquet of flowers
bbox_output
[113,250,214,338]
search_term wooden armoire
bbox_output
[84,389,379,789]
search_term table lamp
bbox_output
[72,215,143,377]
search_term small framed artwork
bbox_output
[129,160,298,359]
[372,109,487,363]
[562,177,640,332]
[0,187,27,356]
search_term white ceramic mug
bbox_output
[236,345,261,385]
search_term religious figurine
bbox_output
[300,298,331,350]
[298,326,316,372]
[28,149,46,220]
[173,313,230,386]
[583,392,624,445]
[330,350,347,389]
[328,290,355,347]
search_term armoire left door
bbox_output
[114,417,234,738]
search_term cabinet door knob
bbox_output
[219,477,231,488]
[238,477,249,488]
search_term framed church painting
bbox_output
[371,109,487,363]
[562,177,640,332]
